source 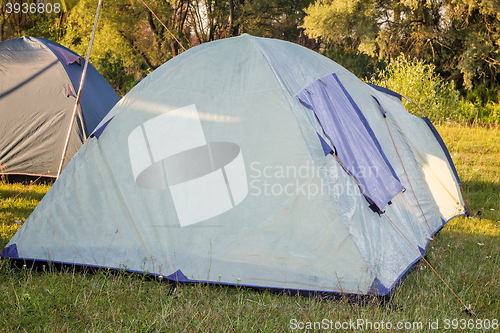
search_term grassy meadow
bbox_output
[0,123,499,332]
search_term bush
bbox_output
[96,56,139,97]
[482,102,500,124]
[370,55,461,124]
[465,81,500,105]
[370,55,500,124]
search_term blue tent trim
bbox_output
[366,83,402,100]
[2,213,466,298]
[0,254,367,298]
[166,269,189,282]
[1,244,18,258]
[369,277,389,296]
[418,246,426,257]
[378,212,468,296]
[91,117,115,139]
[298,73,404,209]
[317,133,334,156]
[371,96,387,115]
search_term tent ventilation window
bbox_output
[297,73,404,212]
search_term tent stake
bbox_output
[57,0,103,178]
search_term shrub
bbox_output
[369,55,500,124]
[323,44,385,81]
[482,102,500,124]
[96,56,139,97]
[370,55,461,124]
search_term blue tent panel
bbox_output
[1,244,18,258]
[37,38,120,137]
[297,73,404,210]
[92,117,115,139]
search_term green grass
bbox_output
[0,181,51,247]
[0,124,499,332]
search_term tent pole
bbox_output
[56,0,103,179]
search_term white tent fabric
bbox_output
[2,35,466,296]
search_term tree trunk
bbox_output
[351,36,361,52]
[171,42,179,57]
[119,30,157,70]
[0,10,5,42]
[228,0,234,36]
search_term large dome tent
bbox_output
[2,34,467,297]
[0,36,120,179]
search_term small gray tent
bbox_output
[2,35,467,296]
[0,37,120,178]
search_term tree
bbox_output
[1,0,316,94]
[60,0,185,85]
[238,0,314,41]
[0,0,79,41]
[448,0,500,89]
[302,0,378,52]
[302,0,500,92]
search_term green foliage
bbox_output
[58,0,169,94]
[451,0,500,90]
[0,0,82,41]
[466,81,500,105]
[302,0,378,51]
[322,43,384,80]
[96,56,139,97]
[237,0,313,41]
[371,56,500,124]
[303,0,500,95]
[483,103,500,123]
[456,99,500,124]
[12,13,62,41]
[371,56,462,123]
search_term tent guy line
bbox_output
[139,0,186,52]
[57,0,103,178]
[382,111,434,235]
[331,152,474,318]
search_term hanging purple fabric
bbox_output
[298,74,404,210]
